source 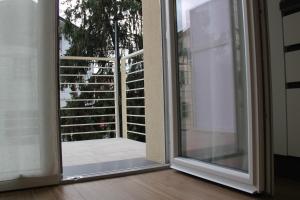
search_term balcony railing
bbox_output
[121,50,146,141]
[59,50,145,142]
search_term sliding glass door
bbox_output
[166,0,264,193]
[178,0,249,172]
[0,0,60,191]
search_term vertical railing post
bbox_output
[114,61,120,138]
[114,19,120,138]
[121,58,128,139]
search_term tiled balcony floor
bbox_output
[61,138,157,178]
[62,138,146,166]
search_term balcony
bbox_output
[61,138,159,178]
[59,50,155,178]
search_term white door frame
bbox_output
[163,0,267,194]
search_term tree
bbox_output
[59,0,144,142]
[62,0,143,57]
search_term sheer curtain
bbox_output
[0,0,60,188]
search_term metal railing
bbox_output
[59,50,145,142]
[121,50,146,140]
[59,56,118,141]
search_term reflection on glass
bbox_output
[176,0,249,172]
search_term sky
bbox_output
[60,0,84,26]
[59,0,77,18]
[59,0,66,17]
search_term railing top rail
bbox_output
[60,49,144,62]
[121,49,144,60]
[60,56,115,62]
[61,130,116,136]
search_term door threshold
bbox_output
[61,164,170,184]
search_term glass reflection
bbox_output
[176,0,249,172]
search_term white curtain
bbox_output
[0,0,59,183]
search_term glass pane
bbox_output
[176,0,249,172]
[0,0,59,182]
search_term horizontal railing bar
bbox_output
[127,122,145,127]
[126,97,144,100]
[126,88,144,92]
[60,99,115,102]
[60,74,114,77]
[60,66,113,69]
[128,61,144,68]
[121,50,144,60]
[61,122,115,127]
[65,91,114,93]
[126,79,144,84]
[126,114,145,118]
[127,69,144,75]
[61,114,115,119]
[60,106,115,110]
[60,56,115,62]
[126,106,145,108]
[127,130,146,136]
[61,130,116,136]
[60,82,113,85]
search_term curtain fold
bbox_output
[0,0,59,184]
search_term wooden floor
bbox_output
[0,170,299,200]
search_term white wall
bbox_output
[283,12,300,158]
[59,34,71,56]
[267,0,300,157]
[267,0,287,156]
[142,0,166,163]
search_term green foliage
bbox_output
[62,0,143,57]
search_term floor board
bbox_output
[0,170,299,200]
